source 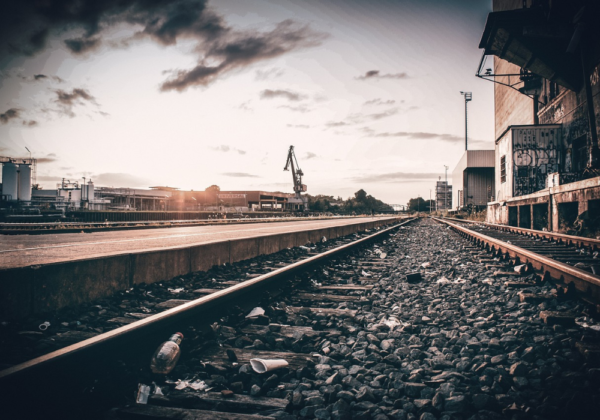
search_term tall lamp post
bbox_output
[460,91,472,150]
[444,165,449,212]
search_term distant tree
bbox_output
[205,185,220,192]
[407,197,434,212]
[32,184,42,190]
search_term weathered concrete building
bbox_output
[452,150,495,211]
[480,0,600,234]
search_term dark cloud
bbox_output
[260,89,306,102]
[93,172,150,187]
[255,68,284,80]
[222,172,259,178]
[210,144,246,154]
[356,70,408,80]
[364,98,396,106]
[0,108,21,124]
[22,120,38,127]
[368,131,463,142]
[36,154,58,164]
[34,74,47,80]
[305,152,316,160]
[160,20,325,91]
[1,1,325,91]
[64,37,101,55]
[54,88,98,117]
[287,124,309,129]
[352,172,442,183]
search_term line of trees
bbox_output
[307,189,393,214]
[407,196,435,212]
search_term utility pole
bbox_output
[429,189,432,214]
[444,165,449,212]
[460,92,472,150]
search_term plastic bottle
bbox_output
[150,332,183,374]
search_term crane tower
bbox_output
[283,145,308,211]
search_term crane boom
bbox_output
[283,145,308,211]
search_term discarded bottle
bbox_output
[150,332,183,374]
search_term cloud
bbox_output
[239,101,253,111]
[37,175,63,182]
[0,108,21,124]
[53,88,99,117]
[364,98,396,106]
[255,68,284,80]
[305,152,316,160]
[325,108,398,128]
[34,74,47,80]
[352,172,442,183]
[287,124,309,129]
[222,172,259,178]
[93,173,150,187]
[22,120,38,127]
[356,70,409,80]
[210,144,246,154]
[260,89,306,102]
[368,131,463,143]
[36,154,58,164]
[278,104,311,113]
[2,2,326,92]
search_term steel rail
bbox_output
[434,218,600,302]
[0,217,414,384]
[439,217,600,250]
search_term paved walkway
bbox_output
[0,217,396,269]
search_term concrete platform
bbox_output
[0,216,402,319]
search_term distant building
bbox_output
[452,150,495,211]
[435,180,452,211]
[479,0,600,231]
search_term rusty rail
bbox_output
[434,218,600,302]
[440,217,600,251]
[0,217,415,384]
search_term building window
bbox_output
[500,155,506,183]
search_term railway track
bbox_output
[435,218,600,303]
[0,218,413,419]
[2,217,600,420]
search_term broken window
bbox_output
[500,155,506,183]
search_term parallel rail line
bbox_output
[434,217,600,303]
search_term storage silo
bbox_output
[87,181,95,200]
[2,162,19,201]
[18,164,32,202]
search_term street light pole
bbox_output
[460,91,472,151]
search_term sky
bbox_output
[0,0,494,205]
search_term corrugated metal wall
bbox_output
[465,168,495,206]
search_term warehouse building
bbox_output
[479,0,600,233]
[452,150,495,211]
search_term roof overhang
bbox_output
[479,8,582,91]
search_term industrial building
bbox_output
[0,157,34,203]
[479,0,600,233]
[435,180,452,211]
[0,159,299,214]
[452,150,495,211]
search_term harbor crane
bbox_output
[283,145,308,211]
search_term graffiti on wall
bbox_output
[513,127,561,197]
